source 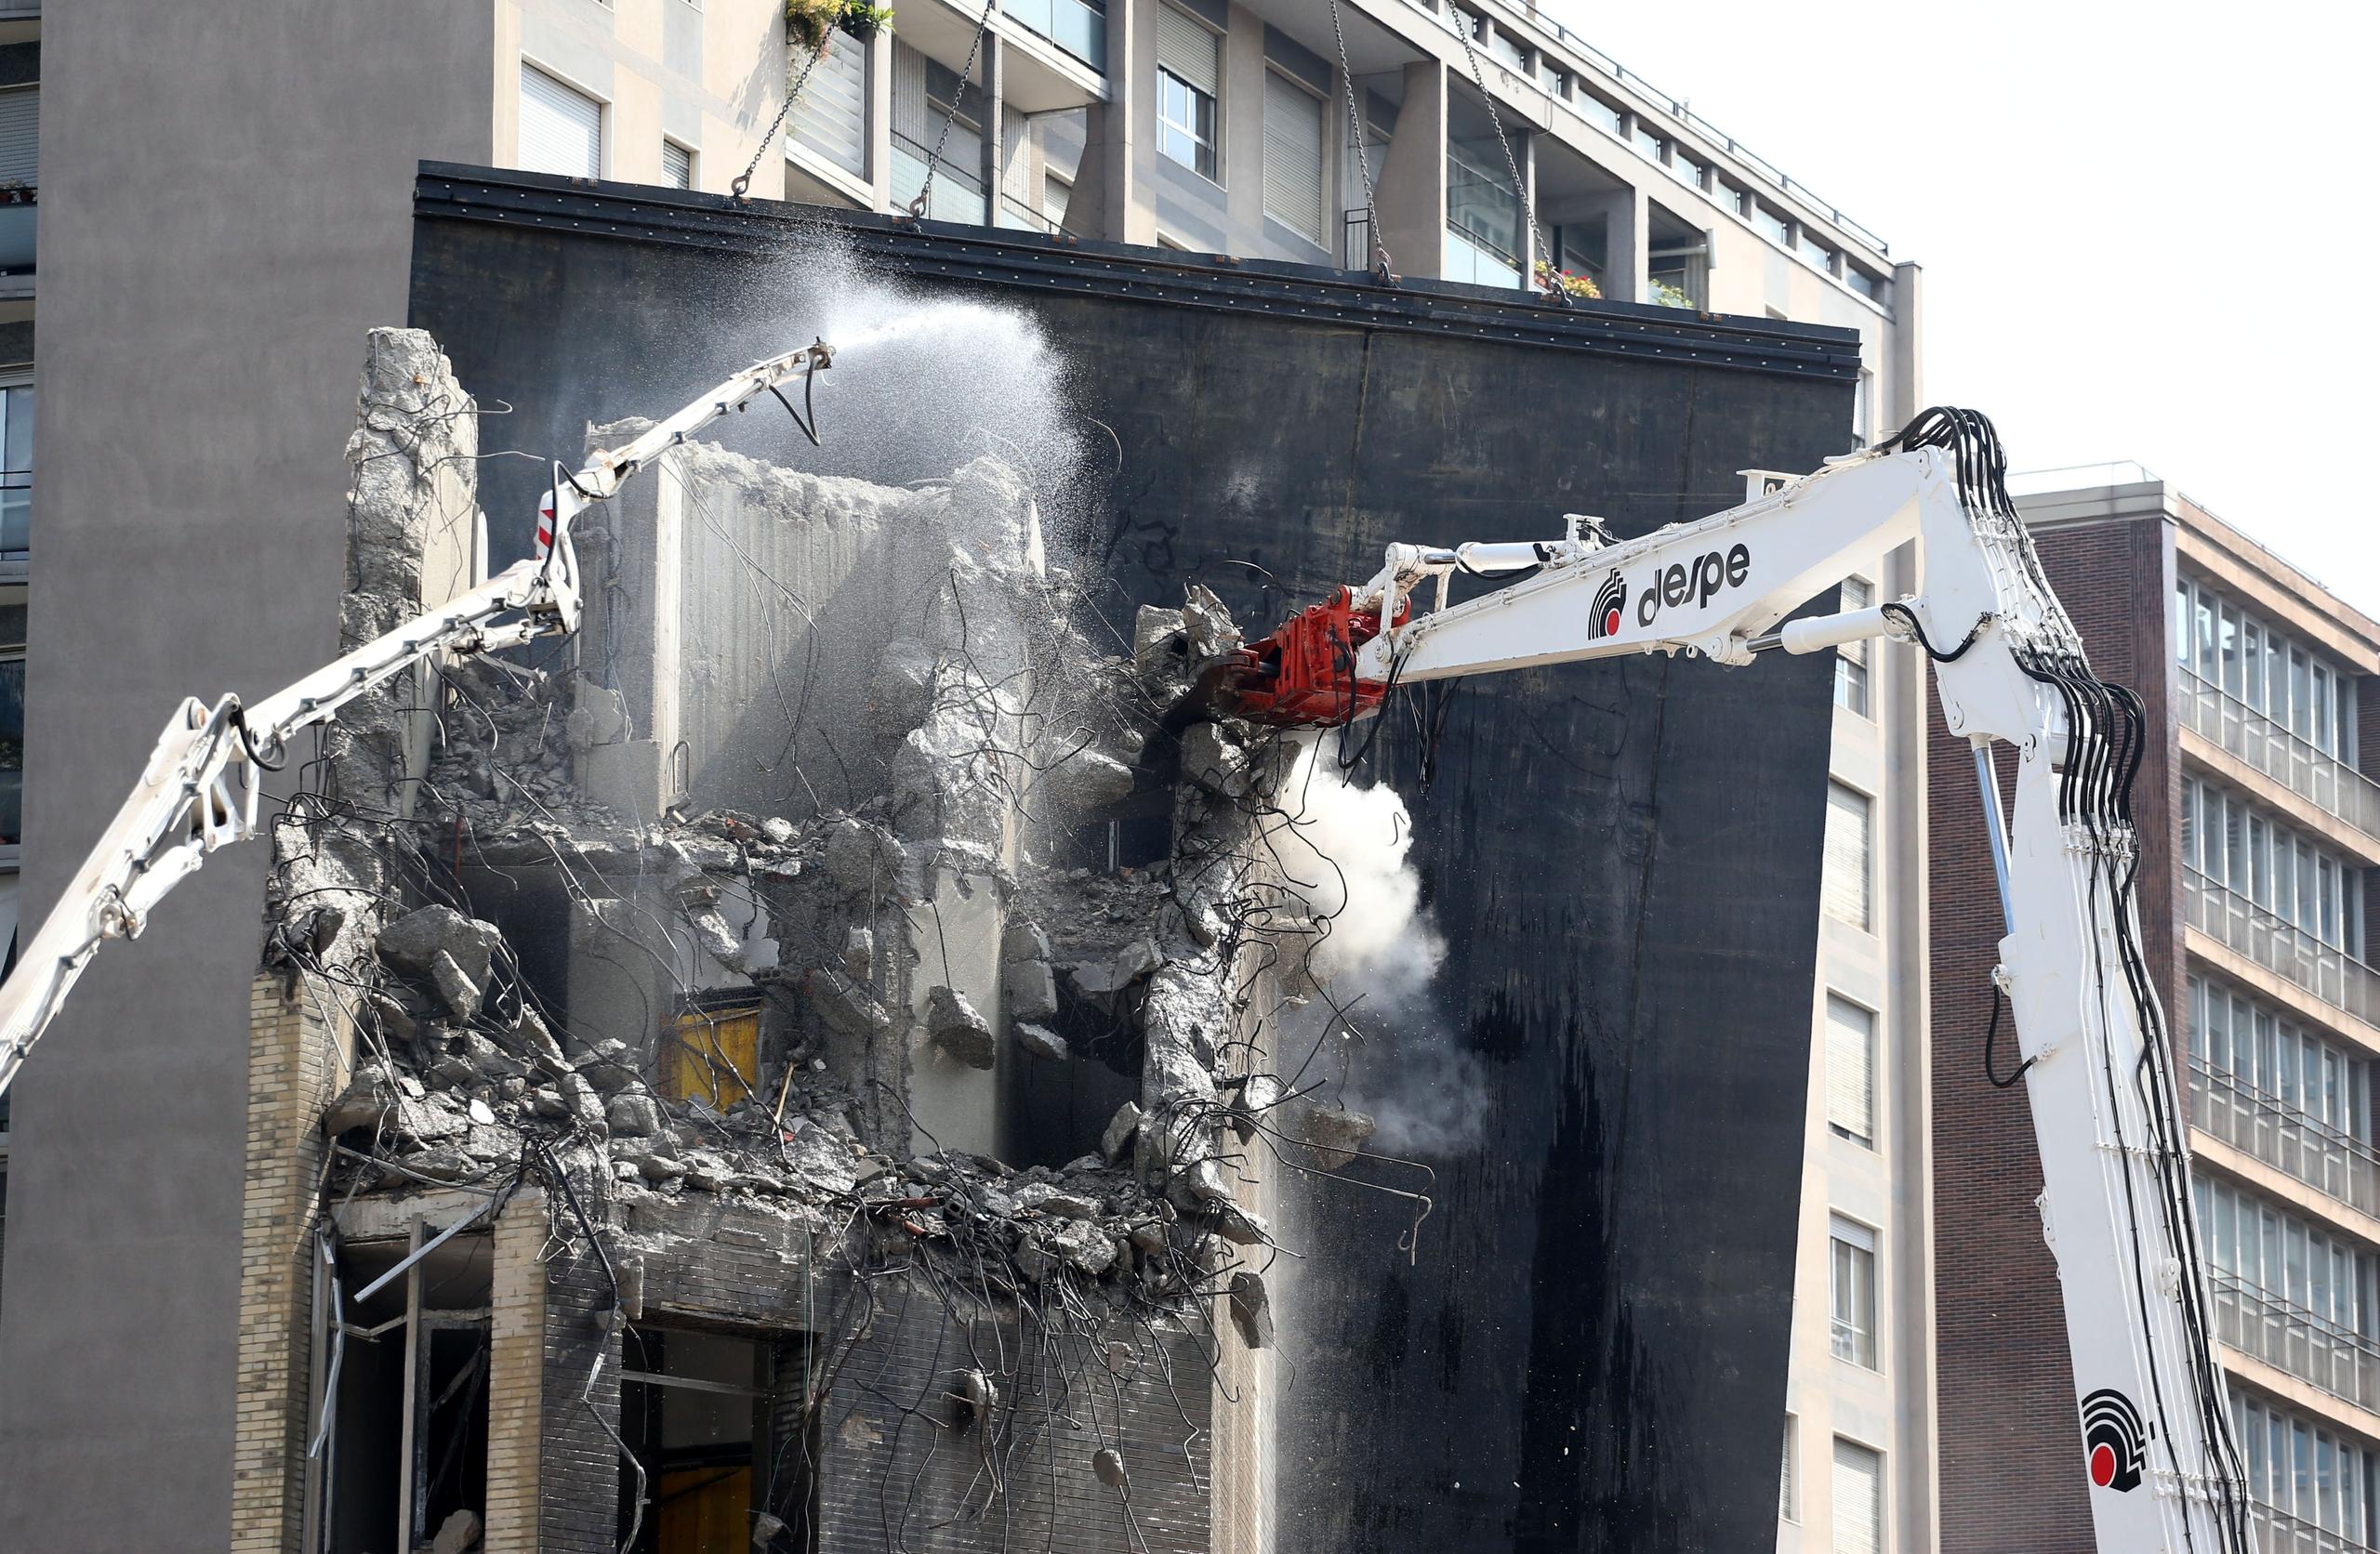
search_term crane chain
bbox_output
[734,29,838,199]
[1448,8,1560,305]
[1327,0,1392,283]
[907,0,999,220]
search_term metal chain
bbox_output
[1448,8,1560,304]
[1327,0,1392,283]
[908,0,999,219]
[733,27,838,199]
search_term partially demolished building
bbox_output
[240,327,1345,1553]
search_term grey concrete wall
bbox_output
[0,6,491,1547]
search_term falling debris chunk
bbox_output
[1229,1270,1275,1350]
[926,986,996,1069]
[1092,1447,1128,1489]
[1297,1104,1379,1171]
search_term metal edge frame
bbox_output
[414,162,1863,382]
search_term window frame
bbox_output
[1829,1213,1881,1371]
[1824,779,1875,932]
[1157,65,1219,180]
[1834,575,1873,716]
[1825,991,1879,1149]
[519,59,609,179]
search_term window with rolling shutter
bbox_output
[1824,781,1872,929]
[1825,994,1875,1148]
[1155,6,1219,94]
[1262,71,1325,244]
[661,140,693,189]
[1779,1416,1798,1521]
[520,64,602,178]
[0,88,37,188]
[1829,1216,1878,1368]
[1831,1438,1883,1554]
[794,36,868,179]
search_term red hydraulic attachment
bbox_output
[1225,587,1408,727]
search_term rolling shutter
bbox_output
[520,64,602,178]
[0,89,36,187]
[1824,782,1871,928]
[794,38,868,178]
[1831,1439,1882,1554]
[1824,994,1874,1146]
[662,140,693,189]
[1155,5,1219,96]
[1262,72,1324,243]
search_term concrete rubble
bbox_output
[258,328,1394,1549]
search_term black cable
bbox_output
[1878,599,1990,663]
[1982,981,2031,1088]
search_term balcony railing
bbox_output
[2253,1501,2376,1554]
[1000,0,1104,68]
[2194,1060,2380,1216]
[2185,869,2380,1027]
[2185,670,2380,842]
[0,192,31,278]
[2212,1271,2380,1412]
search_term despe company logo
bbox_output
[1634,542,1753,628]
[2081,1389,2149,1493]
[1589,571,1628,639]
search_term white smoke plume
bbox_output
[1268,736,1481,1154]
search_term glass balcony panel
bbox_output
[2186,869,2380,1027]
[2213,1271,2380,1413]
[1444,226,1521,289]
[2183,669,2380,843]
[0,203,31,276]
[1003,0,1105,67]
[2193,1061,2380,1216]
[891,138,989,225]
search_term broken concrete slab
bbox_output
[1296,1104,1377,1171]
[1101,1100,1144,1165]
[1064,937,1161,998]
[926,986,996,1070]
[1003,959,1060,1021]
[1228,1270,1275,1349]
[377,905,504,992]
[1013,1022,1068,1061]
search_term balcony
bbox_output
[2186,869,2380,1029]
[2212,1271,2380,1412]
[0,191,30,285]
[2253,1502,2376,1554]
[999,0,1103,71]
[2185,670,2380,848]
[2195,1060,2380,1216]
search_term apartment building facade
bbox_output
[1932,468,2380,1554]
[0,4,34,1318]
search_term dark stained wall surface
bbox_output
[407,170,1859,1553]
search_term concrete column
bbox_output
[1889,260,1924,426]
[979,33,1003,225]
[1063,0,1156,243]
[867,33,895,211]
[481,1189,549,1554]
[1593,182,1646,304]
[1518,129,1538,282]
[1372,58,1447,280]
[1221,5,1266,238]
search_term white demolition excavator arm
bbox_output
[1226,409,2250,1554]
[0,340,838,1101]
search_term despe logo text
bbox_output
[1634,542,1753,628]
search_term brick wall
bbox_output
[537,1164,626,1554]
[483,1188,549,1554]
[230,971,351,1554]
[1929,511,2179,1552]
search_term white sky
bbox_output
[1546,0,2380,614]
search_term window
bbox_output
[1261,71,1326,244]
[2175,575,2357,757]
[0,380,31,559]
[1823,782,1872,929]
[1752,202,1792,248]
[1846,267,1882,301]
[1826,994,1876,1148]
[1539,61,1569,99]
[520,63,602,178]
[1835,577,1872,715]
[1487,26,1527,72]
[662,139,693,190]
[620,1327,782,1552]
[1631,123,1663,161]
[1155,6,1220,180]
[1831,1438,1883,1554]
[1671,151,1708,190]
[662,998,760,1110]
[1830,1216,1878,1368]
[2184,776,2356,951]
[2235,1393,2375,1542]
[1799,230,1836,271]
[792,32,868,178]
[0,86,33,282]
[1780,1415,1799,1521]
[2189,974,2372,1146]
[1575,94,1623,138]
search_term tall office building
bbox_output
[1932,466,2380,1554]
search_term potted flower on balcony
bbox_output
[1531,259,1601,301]
[839,1,895,41]
[787,0,894,51]
[0,181,33,208]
